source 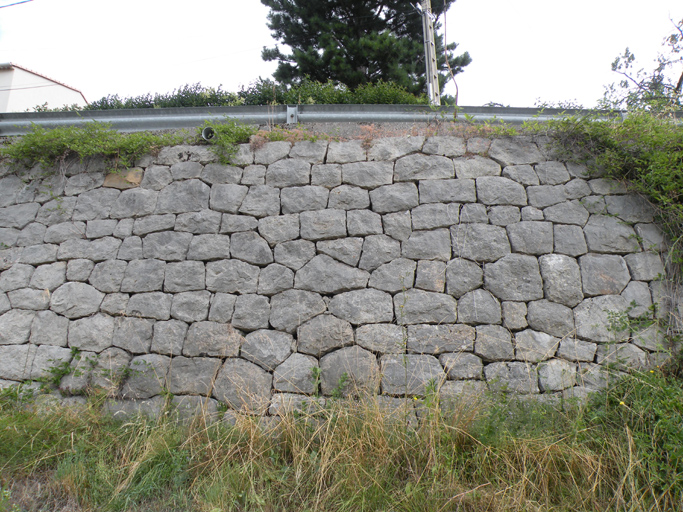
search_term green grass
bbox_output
[1,362,682,512]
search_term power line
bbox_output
[0,0,34,8]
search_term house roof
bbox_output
[0,62,88,104]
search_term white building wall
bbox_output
[0,66,87,112]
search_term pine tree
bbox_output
[260,0,471,95]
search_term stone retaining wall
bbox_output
[0,135,673,419]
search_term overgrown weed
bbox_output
[2,367,682,511]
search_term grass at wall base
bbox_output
[1,361,682,512]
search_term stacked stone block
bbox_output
[0,136,671,417]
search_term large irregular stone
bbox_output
[183,322,243,357]
[527,185,567,208]
[395,289,457,325]
[0,203,40,229]
[418,179,476,204]
[274,240,316,270]
[356,324,406,354]
[321,346,379,396]
[316,238,363,266]
[121,354,171,399]
[175,210,222,234]
[311,164,342,188]
[299,209,347,240]
[451,224,511,262]
[557,338,597,362]
[554,224,588,257]
[503,164,539,186]
[347,210,383,236]
[621,281,653,318]
[457,289,501,325]
[538,359,576,391]
[266,159,310,188]
[213,358,272,415]
[407,324,475,354]
[369,183,419,213]
[580,254,631,296]
[484,254,543,301]
[1,264,34,292]
[454,155,501,178]
[68,313,115,352]
[539,254,583,307]
[484,362,539,394]
[8,288,50,310]
[113,317,154,354]
[200,163,242,185]
[164,261,205,292]
[155,179,210,214]
[269,289,326,333]
[273,353,318,394]
[543,200,589,225]
[380,354,446,396]
[370,136,425,160]
[329,289,394,325]
[327,184,370,211]
[476,176,527,206]
[133,214,175,236]
[368,258,416,293]
[596,343,648,370]
[281,187,329,214]
[474,325,514,361]
[30,310,69,347]
[209,184,248,213]
[488,139,543,166]
[290,140,329,163]
[50,282,104,319]
[230,232,273,265]
[514,329,560,362]
[342,161,393,188]
[382,211,412,241]
[394,154,454,181]
[414,260,446,292]
[574,295,630,342]
[527,300,575,338]
[402,229,452,261]
[120,259,165,292]
[624,252,664,282]
[142,231,193,261]
[170,291,210,322]
[0,309,35,345]
[411,203,459,230]
[168,356,222,396]
[502,301,528,330]
[35,197,76,226]
[151,320,188,356]
[208,293,236,323]
[238,185,280,218]
[241,329,294,371]
[257,263,294,296]
[506,221,553,255]
[88,260,127,293]
[583,215,640,254]
[206,259,260,294]
[295,254,369,293]
[359,235,401,270]
[232,294,270,331]
[439,352,483,380]
[445,258,483,298]
[254,141,291,165]
[605,195,654,223]
[297,314,354,357]
[73,188,121,221]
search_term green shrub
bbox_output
[198,118,258,164]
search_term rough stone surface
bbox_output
[320,346,379,396]
[484,254,543,301]
[380,354,446,396]
[515,329,560,362]
[457,289,501,325]
[297,314,354,357]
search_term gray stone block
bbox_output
[186,234,231,261]
[624,252,664,281]
[554,224,588,257]
[220,214,258,233]
[241,329,294,371]
[329,289,394,325]
[327,185,370,210]
[0,203,40,229]
[0,309,35,345]
[30,310,68,347]
[445,258,482,298]
[113,317,154,354]
[73,188,120,221]
[155,180,210,214]
[327,140,366,163]
[488,139,543,166]
[382,211,412,241]
[254,141,291,165]
[168,356,221,395]
[484,254,543,301]
[488,206,520,226]
[402,228,452,261]
[580,254,630,296]
[527,185,567,208]
[297,314,354,357]
[454,155,501,179]
[368,258,416,293]
[115,236,143,261]
[257,263,294,296]
[238,185,280,218]
[356,323,406,354]
[68,313,114,352]
[295,254,369,294]
[395,289,457,325]
[521,206,544,221]
[184,322,243,357]
[142,231,193,261]
[86,219,118,239]
[588,178,627,195]
[290,140,329,163]
[266,159,310,188]
[311,164,342,188]
[583,215,640,254]
[502,301,527,331]
[206,259,260,294]
[440,352,483,380]
[209,184,248,214]
[169,291,209,322]
[451,224,511,262]
[380,354,445,396]
[359,235,401,270]
[175,210,222,234]
[418,178,476,204]
[538,359,576,391]
[232,294,270,331]
[274,353,318,394]
[121,354,171,399]
[99,293,129,316]
[557,338,597,362]
[539,254,583,307]
[213,358,272,415]
[67,259,94,283]
[274,239,316,270]
[407,324,475,354]
[133,214,176,236]
[151,320,188,356]
[502,164,539,186]
[88,260,127,293]
[0,264,34,292]
[170,161,203,180]
[8,288,50,310]
[411,203,459,230]
[258,215,300,245]
[241,165,266,185]
[370,183,419,213]
[515,328,560,362]
[574,295,630,342]
[621,281,653,318]
[543,201,589,226]
[120,259,165,293]
[506,221,553,255]
[422,136,464,157]
[474,325,514,361]
[347,209,383,236]
[369,136,425,160]
[51,282,104,319]
[634,223,665,252]
[414,260,446,292]
[269,289,326,333]
[484,361,539,394]
[281,186,329,214]
[394,154,454,181]
[140,165,173,190]
[208,293,236,323]
[535,161,570,185]
[457,289,501,325]
[109,188,158,218]
[477,176,527,206]
[230,232,273,265]
[300,209,347,240]
[342,161,394,188]
[36,198,76,226]
[321,346,379,396]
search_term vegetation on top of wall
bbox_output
[0,122,189,172]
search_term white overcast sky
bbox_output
[0,0,681,108]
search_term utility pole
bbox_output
[420,0,441,106]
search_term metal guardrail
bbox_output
[0,104,622,136]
